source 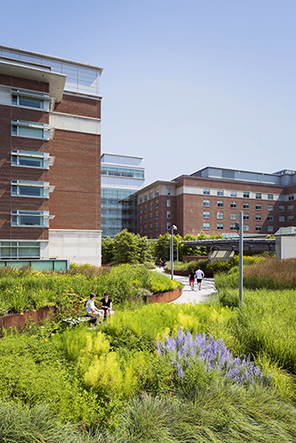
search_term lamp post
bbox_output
[235,212,244,305]
[171,225,177,280]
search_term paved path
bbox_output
[155,267,217,304]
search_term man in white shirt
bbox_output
[85,292,104,324]
[195,267,205,291]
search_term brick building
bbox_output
[136,167,296,238]
[0,45,103,266]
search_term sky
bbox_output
[1,0,296,186]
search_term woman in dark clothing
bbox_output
[189,268,195,291]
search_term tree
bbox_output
[101,236,114,264]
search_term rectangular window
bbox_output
[217,189,224,196]
[217,212,224,219]
[279,216,285,222]
[267,226,273,232]
[256,225,262,232]
[217,223,224,230]
[243,214,249,220]
[230,213,237,220]
[203,223,210,230]
[144,225,147,232]
[150,202,153,210]
[155,212,159,219]
[139,216,142,223]
[217,201,224,208]
[167,199,171,207]
[256,214,262,221]
[256,193,262,199]
[267,215,273,221]
[140,226,142,233]
[11,120,50,140]
[243,225,250,232]
[278,195,285,201]
[203,200,210,207]
[256,204,262,210]
[167,223,171,230]
[149,192,153,199]
[144,195,147,201]
[279,205,285,212]
[167,188,171,196]
[203,211,210,218]
[12,89,50,110]
[140,207,142,213]
[288,215,294,222]
[167,211,171,219]
[149,214,153,221]
[288,205,294,211]
[11,150,53,169]
[268,204,273,211]
[230,224,237,231]
[0,241,40,260]
[144,215,147,222]
[139,197,142,203]
[11,210,52,227]
[243,203,249,209]
[230,202,237,208]
[155,200,159,208]
[144,205,147,212]
[156,189,159,197]
[155,223,159,230]
[11,180,53,198]
[243,192,250,198]
[203,188,210,195]
[150,224,153,231]
[230,191,237,197]
[268,194,273,200]
[288,195,294,201]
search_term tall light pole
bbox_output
[171,225,177,280]
[235,212,244,305]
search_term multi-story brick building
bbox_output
[136,167,296,238]
[0,45,103,266]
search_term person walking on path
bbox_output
[195,267,205,291]
[189,268,195,291]
[85,292,103,324]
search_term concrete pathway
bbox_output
[155,267,217,304]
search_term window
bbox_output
[150,224,153,231]
[203,211,210,218]
[288,195,294,201]
[279,205,285,212]
[11,210,52,227]
[288,205,294,211]
[11,150,54,169]
[267,215,273,221]
[230,213,237,220]
[0,241,40,259]
[268,204,273,211]
[278,195,285,201]
[167,188,171,196]
[144,205,147,212]
[150,202,153,210]
[256,204,261,210]
[230,224,237,231]
[256,214,261,221]
[11,120,51,140]
[243,225,250,232]
[140,226,142,233]
[217,212,224,219]
[243,192,250,198]
[144,225,147,232]
[12,90,50,110]
[155,200,159,208]
[155,212,159,219]
[149,192,153,199]
[144,195,147,201]
[203,200,210,207]
[167,211,171,219]
[243,214,249,220]
[139,216,142,223]
[256,225,262,232]
[217,201,224,208]
[167,199,171,207]
[243,203,249,209]
[217,223,224,230]
[167,223,171,230]
[256,193,262,199]
[279,216,285,222]
[203,188,210,195]
[203,223,210,230]
[101,166,144,179]
[144,215,147,222]
[217,190,224,196]
[230,202,237,208]
[156,223,159,230]
[288,215,294,222]
[139,197,142,203]
[267,226,273,232]
[230,191,237,197]
[156,189,159,197]
[11,180,53,198]
[268,194,273,200]
[140,207,142,214]
[149,214,153,221]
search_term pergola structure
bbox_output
[183,238,275,253]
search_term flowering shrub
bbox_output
[157,328,271,386]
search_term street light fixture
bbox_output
[171,224,177,280]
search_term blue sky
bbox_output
[1,0,295,185]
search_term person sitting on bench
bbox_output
[100,292,112,318]
[85,292,103,325]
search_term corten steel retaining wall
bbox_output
[150,287,182,303]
